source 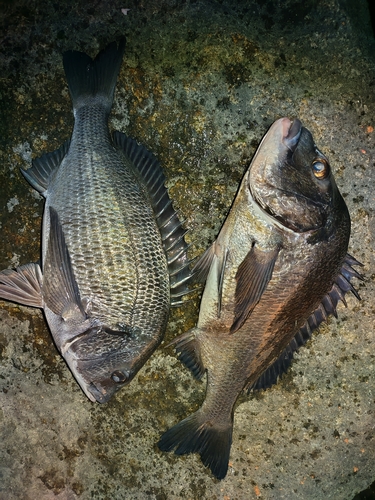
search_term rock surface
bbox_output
[0,1,374,499]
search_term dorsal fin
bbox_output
[20,140,70,195]
[113,131,192,305]
[245,253,364,392]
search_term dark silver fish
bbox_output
[0,40,190,403]
[158,117,363,479]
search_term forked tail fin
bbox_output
[158,410,233,480]
[63,38,126,112]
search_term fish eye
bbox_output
[312,158,330,179]
[111,371,129,384]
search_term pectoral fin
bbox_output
[230,244,280,333]
[0,263,43,308]
[43,207,86,321]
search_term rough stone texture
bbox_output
[0,1,374,499]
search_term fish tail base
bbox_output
[158,411,233,480]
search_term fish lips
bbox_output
[70,359,133,404]
[63,325,136,403]
[284,117,302,150]
[248,117,330,233]
[86,369,132,404]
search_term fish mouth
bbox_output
[282,118,302,151]
[61,324,135,403]
[249,118,303,230]
[250,118,329,233]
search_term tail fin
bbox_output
[63,38,126,112]
[158,410,233,480]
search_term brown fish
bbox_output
[158,117,363,479]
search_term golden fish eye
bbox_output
[312,159,329,179]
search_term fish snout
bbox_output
[282,118,302,151]
[87,369,132,403]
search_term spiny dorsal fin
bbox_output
[0,263,43,308]
[20,140,70,195]
[305,253,363,335]
[113,131,192,305]
[245,253,364,392]
[231,244,280,334]
[43,206,86,321]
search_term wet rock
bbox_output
[0,1,374,498]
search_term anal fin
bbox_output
[167,329,205,380]
[21,140,70,195]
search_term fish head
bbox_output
[76,354,135,405]
[55,320,148,403]
[70,326,149,403]
[247,117,347,235]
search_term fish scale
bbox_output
[45,99,170,328]
[0,39,191,403]
[158,117,363,480]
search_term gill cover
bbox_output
[249,118,346,234]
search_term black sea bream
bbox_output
[0,40,190,403]
[158,117,363,479]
